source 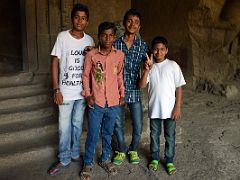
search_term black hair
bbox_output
[151,36,168,49]
[123,8,142,26]
[71,3,89,20]
[98,22,117,36]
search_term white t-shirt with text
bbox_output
[147,59,186,119]
[51,30,94,100]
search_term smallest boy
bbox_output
[80,22,125,179]
[139,36,186,175]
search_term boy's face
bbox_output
[152,43,168,62]
[72,11,88,32]
[124,15,140,35]
[99,29,115,49]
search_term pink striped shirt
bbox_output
[82,47,125,107]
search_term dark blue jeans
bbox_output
[114,101,143,153]
[150,118,176,163]
[83,103,120,166]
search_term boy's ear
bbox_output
[138,25,141,32]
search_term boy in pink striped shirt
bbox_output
[80,22,125,179]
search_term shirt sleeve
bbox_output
[117,52,125,97]
[174,62,186,87]
[82,52,93,97]
[50,32,63,60]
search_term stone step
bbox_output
[0,124,58,148]
[0,83,50,100]
[0,106,55,128]
[0,116,57,135]
[0,72,51,88]
[0,145,57,172]
[0,94,52,113]
[0,72,34,88]
[0,131,88,171]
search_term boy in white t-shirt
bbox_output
[139,36,186,175]
[48,3,94,176]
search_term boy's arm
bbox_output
[117,53,125,105]
[139,67,149,89]
[139,53,153,88]
[82,53,94,107]
[171,86,183,121]
[52,56,63,105]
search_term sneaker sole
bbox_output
[113,161,123,165]
[130,161,140,164]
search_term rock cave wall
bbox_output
[188,0,240,97]
[132,0,240,97]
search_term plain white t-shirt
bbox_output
[51,30,94,100]
[147,59,186,119]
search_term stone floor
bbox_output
[1,88,240,180]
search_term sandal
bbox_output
[166,163,177,175]
[98,161,117,175]
[80,165,93,180]
[148,160,159,171]
[47,162,69,176]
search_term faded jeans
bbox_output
[58,99,86,165]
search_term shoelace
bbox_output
[129,152,138,160]
[115,151,125,159]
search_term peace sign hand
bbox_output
[145,53,153,71]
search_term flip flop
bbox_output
[98,161,117,176]
[47,162,69,176]
[166,163,177,175]
[148,160,159,171]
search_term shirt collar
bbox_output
[119,35,141,46]
[97,46,117,55]
[120,34,140,41]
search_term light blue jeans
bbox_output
[58,99,86,165]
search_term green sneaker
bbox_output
[113,151,125,165]
[128,151,140,164]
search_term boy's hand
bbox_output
[171,106,181,121]
[86,96,95,108]
[119,97,125,106]
[145,53,153,70]
[54,92,63,105]
[83,46,94,56]
[144,61,151,71]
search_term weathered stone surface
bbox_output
[188,0,240,91]
[223,85,239,99]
